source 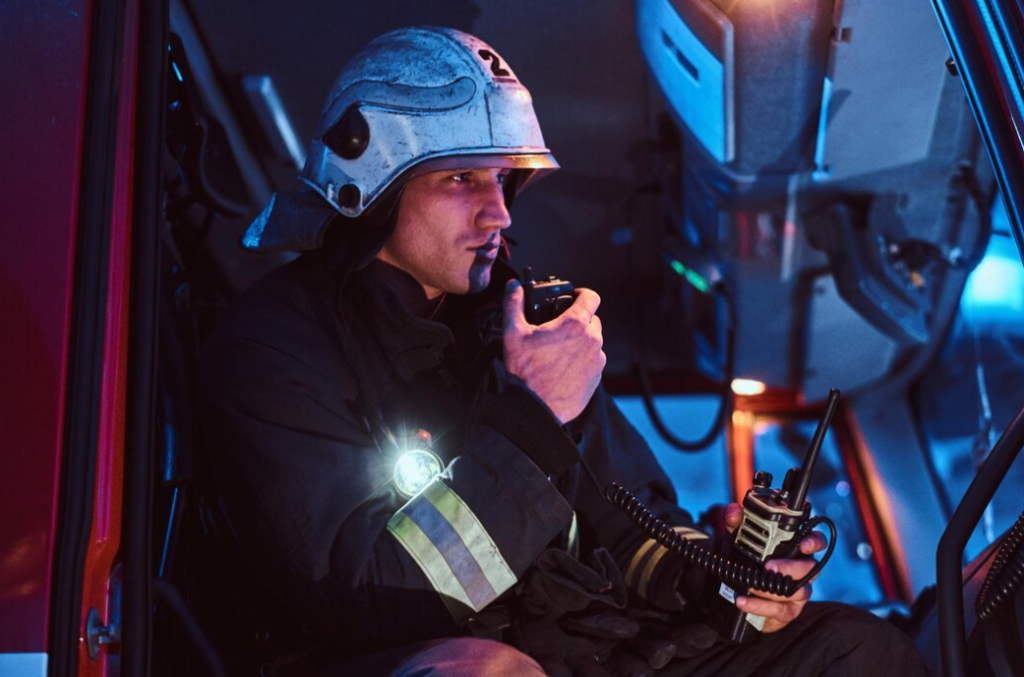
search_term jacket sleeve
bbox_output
[569,386,713,611]
[198,334,575,651]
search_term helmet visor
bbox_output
[406,152,559,196]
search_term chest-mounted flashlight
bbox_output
[393,429,443,498]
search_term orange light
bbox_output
[731,410,752,426]
[731,379,767,396]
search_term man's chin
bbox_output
[465,261,494,295]
[466,274,491,295]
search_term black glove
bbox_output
[512,549,640,676]
[514,618,618,677]
[520,548,631,618]
[603,606,717,675]
[512,548,718,676]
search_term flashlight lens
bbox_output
[394,449,444,497]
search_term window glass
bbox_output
[614,394,731,514]
[914,196,1024,563]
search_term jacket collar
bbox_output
[344,257,517,382]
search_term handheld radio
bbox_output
[699,388,841,643]
[522,267,574,325]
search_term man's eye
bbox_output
[451,172,472,183]
[497,172,510,184]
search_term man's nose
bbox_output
[478,179,512,231]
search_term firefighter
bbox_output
[198,26,927,676]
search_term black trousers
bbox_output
[290,603,928,677]
[660,602,928,677]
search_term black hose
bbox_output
[635,286,736,452]
[976,508,1024,621]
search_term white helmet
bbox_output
[243,26,558,252]
[305,26,557,217]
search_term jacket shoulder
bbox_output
[199,254,360,408]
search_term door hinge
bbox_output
[85,564,122,660]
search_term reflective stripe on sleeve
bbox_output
[387,479,517,624]
[566,512,580,559]
[625,526,708,600]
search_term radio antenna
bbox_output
[790,388,841,510]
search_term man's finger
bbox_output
[570,288,601,319]
[800,531,828,555]
[744,580,813,603]
[724,503,743,533]
[765,557,816,580]
[736,595,801,625]
[503,280,529,333]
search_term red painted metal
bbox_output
[838,408,913,602]
[78,0,140,672]
[0,0,93,655]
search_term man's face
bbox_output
[377,167,512,299]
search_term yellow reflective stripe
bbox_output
[386,512,475,623]
[421,481,517,600]
[638,543,672,599]
[387,480,517,624]
[630,526,710,599]
[625,538,659,589]
[672,526,709,541]
[567,512,580,559]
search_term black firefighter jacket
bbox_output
[197,248,708,653]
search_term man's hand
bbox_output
[723,502,827,633]
[503,279,606,424]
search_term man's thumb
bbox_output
[504,279,527,332]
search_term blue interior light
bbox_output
[961,200,1024,322]
[958,192,1024,319]
[964,255,1024,310]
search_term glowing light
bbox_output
[394,449,443,498]
[731,379,766,396]
[669,259,711,294]
[963,254,1024,312]
[961,208,1024,321]
[732,410,752,426]
[835,480,851,497]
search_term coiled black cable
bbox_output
[976,508,1024,621]
[604,481,836,598]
